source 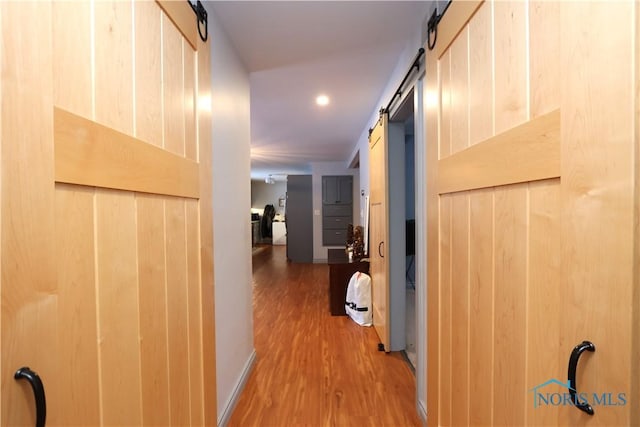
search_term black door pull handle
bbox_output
[14,367,46,427]
[378,241,384,258]
[568,341,595,416]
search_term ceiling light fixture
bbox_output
[316,94,329,106]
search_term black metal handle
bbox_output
[378,241,384,258]
[14,367,46,427]
[568,341,595,416]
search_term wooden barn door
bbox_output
[1,1,216,425]
[425,1,639,426]
[369,115,390,351]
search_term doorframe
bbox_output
[387,70,427,419]
[413,73,427,420]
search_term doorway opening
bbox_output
[389,87,417,370]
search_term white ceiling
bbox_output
[208,1,431,180]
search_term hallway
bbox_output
[228,246,421,426]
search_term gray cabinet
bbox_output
[322,176,353,204]
[286,175,313,262]
[322,176,353,246]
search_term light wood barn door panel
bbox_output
[55,184,101,424]
[1,0,215,425]
[467,187,494,426]
[427,1,564,424]
[369,116,390,351]
[1,2,57,425]
[370,204,388,350]
[558,2,637,425]
[95,190,143,425]
[136,194,171,425]
[425,1,639,426]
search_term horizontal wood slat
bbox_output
[156,0,198,50]
[438,109,560,194]
[54,107,199,198]
[433,0,483,59]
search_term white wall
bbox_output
[210,10,255,425]
[311,161,360,262]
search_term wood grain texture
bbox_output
[438,195,452,426]
[427,1,639,424]
[526,179,561,426]
[492,184,527,426]
[136,194,171,425]
[468,188,494,426]
[186,199,204,425]
[54,107,200,198]
[466,8,495,419]
[94,0,133,134]
[165,198,191,426]
[449,27,469,154]
[228,247,421,426]
[1,2,57,424]
[163,14,186,155]
[52,0,91,116]
[196,28,218,425]
[432,0,484,60]
[156,0,198,50]
[95,190,142,425]
[450,192,469,426]
[369,115,386,204]
[437,109,560,194]
[530,58,565,427]
[529,1,559,118]
[370,203,389,351]
[559,2,636,425]
[369,115,390,351]
[439,50,452,159]
[4,0,214,424]
[55,184,101,425]
[134,0,163,147]
[494,0,527,133]
[134,5,172,422]
[184,46,197,161]
[632,5,640,427]
[468,1,494,146]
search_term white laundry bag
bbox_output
[345,272,372,326]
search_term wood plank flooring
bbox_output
[228,246,421,426]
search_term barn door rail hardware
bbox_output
[384,47,424,115]
[15,367,47,427]
[188,0,208,42]
[368,47,425,136]
[567,340,596,416]
[427,1,452,50]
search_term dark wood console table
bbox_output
[327,249,369,316]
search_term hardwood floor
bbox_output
[228,246,421,426]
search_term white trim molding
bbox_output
[218,350,257,427]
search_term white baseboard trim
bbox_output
[218,349,257,427]
[417,398,427,426]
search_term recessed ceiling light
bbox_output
[316,95,329,106]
